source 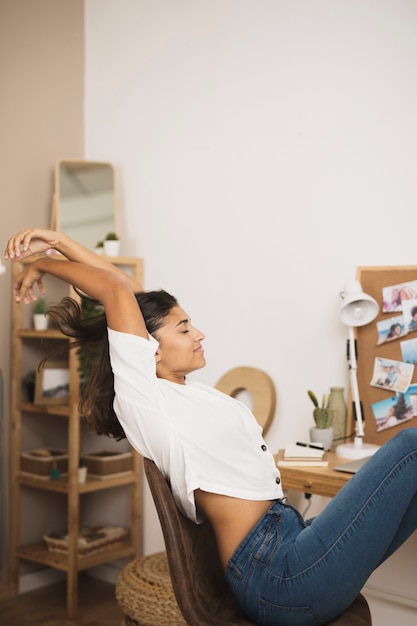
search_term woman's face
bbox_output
[391,289,400,304]
[154,306,206,383]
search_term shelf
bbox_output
[78,474,137,492]
[16,541,136,572]
[19,402,70,416]
[11,255,143,618]
[18,329,66,340]
[18,472,136,493]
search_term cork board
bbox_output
[355,266,417,445]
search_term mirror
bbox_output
[51,160,119,250]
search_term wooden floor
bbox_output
[0,575,124,626]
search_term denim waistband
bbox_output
[227,498,290,568]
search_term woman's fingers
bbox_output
[4,230,28,260]
[5,228,56,261]
[13,266,46,304]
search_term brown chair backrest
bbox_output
[215,366,276,435]
[143,457,255,625]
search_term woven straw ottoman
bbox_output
[116,551,186,626]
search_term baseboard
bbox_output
[364,583,417,609]
[18,562,126,593]
[19,568,66,593]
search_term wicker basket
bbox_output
[20,449,68,477]
[116,552,186,626]
[81,450,133,478]
[44,524,127,558]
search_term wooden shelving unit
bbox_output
[10,256,143,618]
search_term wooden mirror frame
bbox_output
[50,159,119,250]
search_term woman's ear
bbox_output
[155,348,162,364]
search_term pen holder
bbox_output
[310,426,334,451]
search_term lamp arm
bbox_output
[348,326,364,438]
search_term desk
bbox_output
[275,451,352,498]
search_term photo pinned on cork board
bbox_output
[370,357,413,394]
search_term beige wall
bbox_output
[0,0,84,585]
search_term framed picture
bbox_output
[35,362,70,405]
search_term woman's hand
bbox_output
[13,260,46,305]
[4,228,61,262]
[5,226,143,294]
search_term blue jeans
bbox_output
[226,428,417,625]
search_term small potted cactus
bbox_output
[307,390,334,450]
[95,240,104,255]
[103,232,120,256]
[33,298,48,331]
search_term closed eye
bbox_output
[176,318,190,333]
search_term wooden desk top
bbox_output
[274,451,352,498]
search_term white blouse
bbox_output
[108,328,283,523]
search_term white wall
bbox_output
[84,1,417,622]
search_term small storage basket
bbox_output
[20,449,68,477]
[81,450,133,478]
[44,524,127,558]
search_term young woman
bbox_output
[5,228,417,626]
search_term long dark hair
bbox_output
[46,290,177,439]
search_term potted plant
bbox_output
[307,390,334,450]
[33,298,48,330]
[95,240,104,255]
[103,232,120,256]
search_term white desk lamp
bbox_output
[336,280,380,459]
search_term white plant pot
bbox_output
[78,467,88,483]
[309,426,334,451]
[104,240,120,256]
[33,314,48,331]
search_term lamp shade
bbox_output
[340,280,379,327]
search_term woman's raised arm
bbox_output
[12,256,148,338]
[4,228,143,293]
